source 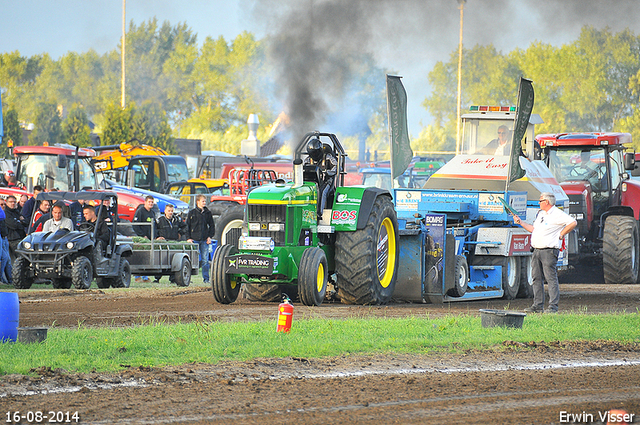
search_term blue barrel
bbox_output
[0,292,19,343]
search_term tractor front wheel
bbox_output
[211,244,240,304]
[335,196,398,304]
[298,247,328,306]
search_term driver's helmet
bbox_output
[306,138,324,162]
[322,143,334,157]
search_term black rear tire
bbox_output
[213,203,245,247]
[603,215,639,284]
[72,256,93,289]
[335,196,398,305]
[112,258,131,288]
[13,258,34,289]
[243,283,285,302]
[174,257,191,287]
[211,244,240,304]
[298,247,328,306]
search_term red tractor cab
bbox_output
[537,132,640,283]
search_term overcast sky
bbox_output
[2,0,640,135]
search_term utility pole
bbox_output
[455,0,466,155]
[121,0,126,109]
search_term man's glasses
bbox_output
[498,131,507,135]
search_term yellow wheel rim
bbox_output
[377,217,396,288]
[230,279,237,290]
[316,262,325,293]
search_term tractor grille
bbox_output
[247,204,287,246]
[568,194,588,236]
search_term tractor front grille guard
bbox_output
[247,204,287,246]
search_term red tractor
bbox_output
[537,132,640,284]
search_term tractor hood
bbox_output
[247,182,317,205]
[423,155,569,206]
[20,229,91,252]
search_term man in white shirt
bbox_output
[513,192,577,313]
[42,204,74,233]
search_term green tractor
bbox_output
[211,131,399,306]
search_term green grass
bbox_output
[1,313,639,375]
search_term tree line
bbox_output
[2,21,640,159]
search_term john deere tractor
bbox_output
[211,131,399,306]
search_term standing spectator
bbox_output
[513,192,577,313]
[0,170,16,187]
[18,194,28,211]
[0,203,11,285]
[4,196,26,262]
[69,198,86,229]
[132,196,156,283]
[133,196,156,239]
[155,204,187,283]
[186,194,215,283]
[30,199,51,233]
[21,185,44,223]
[156,204,186,241]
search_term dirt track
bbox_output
[2,277,640,424]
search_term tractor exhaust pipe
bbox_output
[293,158,303,188]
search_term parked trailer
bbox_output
[119,222,199,287]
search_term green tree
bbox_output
[101,102,136,146]
[31,102,62,145]
[62,104,92,147]
[1,108,22,158]
[133,100,175,153]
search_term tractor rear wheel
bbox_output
[72,256,93,289]
[335,196,398,305]
[473,255,521,300]
[13,258,34,289]
[603,215,639,284]
[298,247,328,306]
[213,203,244,247]
[211,244,240,304]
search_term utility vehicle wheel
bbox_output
[211,244,240,304]
[298,247,328,306]
[52,278,73,289]
[214,203,244,247]
[473,255,521,300]
[112,258,131,288]
[12,258,34,289]
[72,256,93,289]
[174,257,192,287]
[603,215,639,284]
[517,256,533,298]
[448,255,468,297]
[335,196,398,305]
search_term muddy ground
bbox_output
[2,271,640,424]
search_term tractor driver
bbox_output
[304,138,338,218]
[82,205,110,251]
[480,125,511,155]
